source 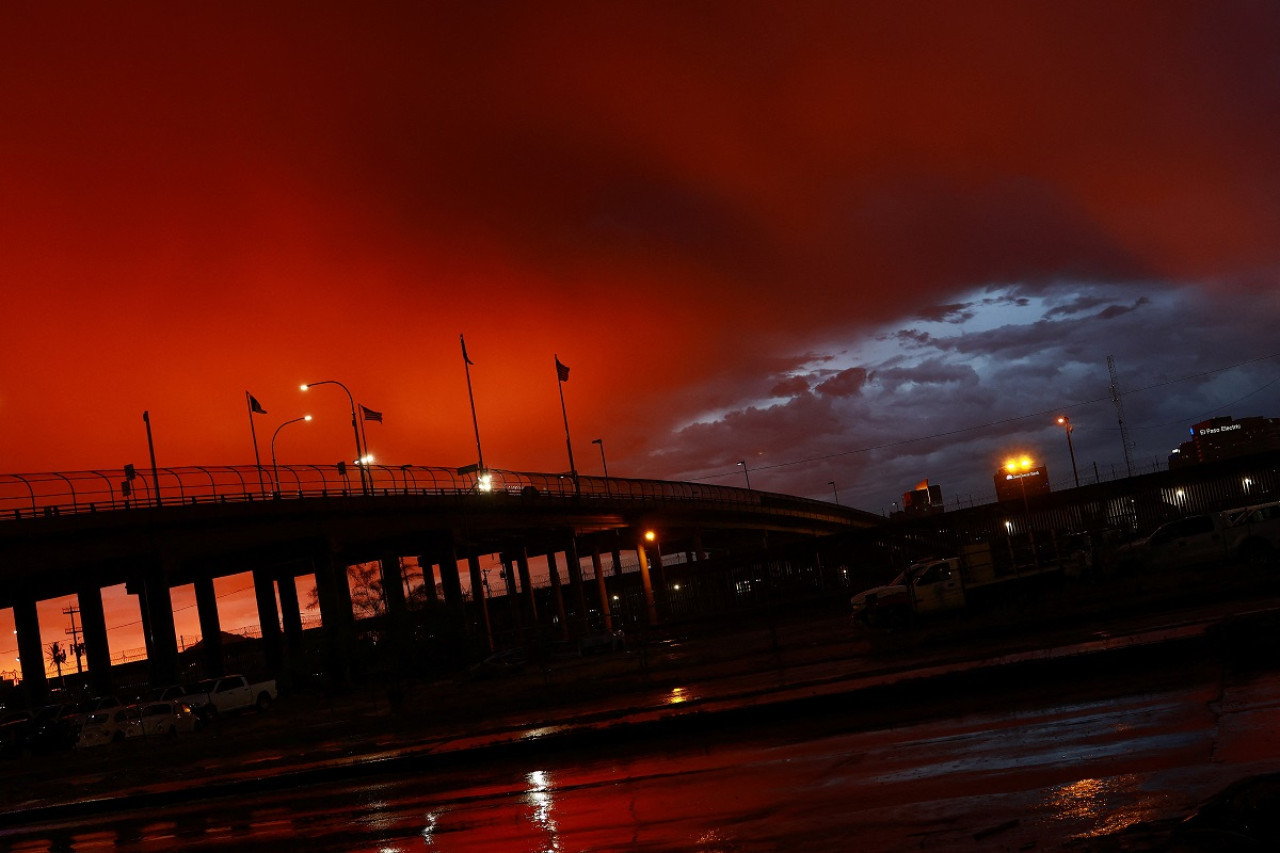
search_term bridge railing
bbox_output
[0,464,781,521]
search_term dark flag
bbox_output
[555,357,570,382]
[461,334,474,366]
[360,405,383,423]
[248,394,267,415]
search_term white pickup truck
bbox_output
[196,675,277,717]
[851,542,1060,628]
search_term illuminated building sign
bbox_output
[993,464,1051,502]
[1195,423,1242,436]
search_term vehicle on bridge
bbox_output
[850,543,1061,628]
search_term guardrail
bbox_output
[0,464,775,521]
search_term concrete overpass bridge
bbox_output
[0,464,880,704]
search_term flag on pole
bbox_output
[555,356,570,382]
[461,334,474,366]
[360,405,383,423]
[248,394,267,415]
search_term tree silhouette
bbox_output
[47,641,67,686]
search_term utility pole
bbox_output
[1107,355,1135,478]
[63,606,85,674]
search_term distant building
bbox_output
[902,479,944,515]
[994,464,1050,502]
[1169,415,1280,469]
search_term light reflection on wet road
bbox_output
[6,668,1280,851]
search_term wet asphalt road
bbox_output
[4,637,1279,852]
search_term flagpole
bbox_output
[246,391,267,497]
[357,407,369,467]
[461,334,485,470]
[555,355,578,493]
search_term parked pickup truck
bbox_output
[851,542,1060,628]
[196,675,277,717]
[1116,501,1280,571]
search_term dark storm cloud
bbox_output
[664,280,1280,509]
[914,303,976,325]
[815,368,869,398]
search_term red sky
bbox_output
[4,3,1280,670]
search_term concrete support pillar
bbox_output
[590,544,612,632]
[312,542,354,687]
[437,543,464,611]
[467,552,493,652]
[194,576,224,679]
[635,538,657,625]
[252,566,284,676]
[379,556,406,616]
[277,568,304,653]
[546,550,569,640]
[516,549,537,627]
[143,562,180,686]
[500,552,522,629]
[564,537,589,637]
[693,531,705,562]
[418,556,440,606]
[611,548,624,578]
[13,595,47,707]
[76,585,114,696]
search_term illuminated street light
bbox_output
[271,415,311,495]
[1056,415,1080,488]
[737,459,752,490]
[302,380,368,494]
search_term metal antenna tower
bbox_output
[1107,355,1136,478]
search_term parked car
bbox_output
[124,701,200,738]
[29,704,81,754]
[70,695,124,729]
[76,707,134,749]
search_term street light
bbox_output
[271,416,311,495]
[591,438,611,497]
[1056,415,1080,487]
[828,480,840,506]
[737,459,752,490]
[301,380,367,494]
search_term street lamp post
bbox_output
[737,459,752,490]
[301,380,367,495]
[1056,415,1080,487]
[591,438,610,497]
[828,480,840,506]
[271,415,312,495]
